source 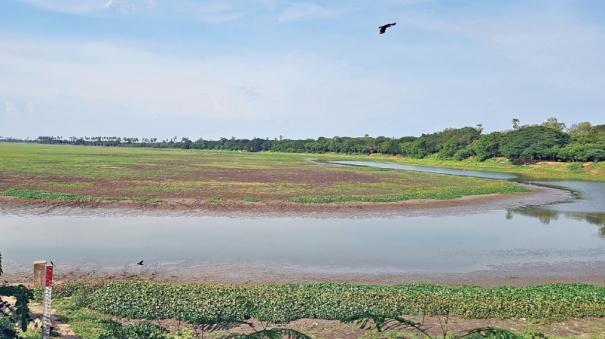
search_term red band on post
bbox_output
[45,266,53,287]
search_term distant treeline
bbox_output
[2,118,604,164]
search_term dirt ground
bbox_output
[109,313,605,338]
[0,183,569,215]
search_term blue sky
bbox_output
[1,0,604,139]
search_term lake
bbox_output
[1,161,604,280]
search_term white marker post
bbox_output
[41,263,53,339]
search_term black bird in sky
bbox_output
[379,22,396,34]
[137,260,144,266]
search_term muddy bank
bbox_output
[3,259,604,288]
[0,184,571,217]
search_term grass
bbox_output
[290,184,528,203]
[53,299,181,339]
[0,144,529,207]
[2,188,92,201]
[53,299,115,339]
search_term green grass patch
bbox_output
[2,188,92,201]
[130,195,158,203]
[53,299,173,339]
[207,196,221,204]
[55,281,605,323]
[241,196,259,202]
[290,185,529,204]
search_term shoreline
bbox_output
[2,182,595,288]
[3,259,605,287]
[0,184,571,217]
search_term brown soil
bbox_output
[115,313,605,338]
[0,184,569,216]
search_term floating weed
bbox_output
[55,281,605,323]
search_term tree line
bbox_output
[2,118,604,164]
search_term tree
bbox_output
[180,137,192,149]
[468,132,503,161]
[500,126,569,163]
[512,118,520,130]
[542,117,566,131]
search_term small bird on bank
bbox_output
[137,260,144,266]
[379,22,396,34]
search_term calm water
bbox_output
[1,161,604,275]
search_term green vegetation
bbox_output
[6,118,604,164]
[0,144,528,207]
[0,285,34,332]
[53,299,174,339]
[289,184,527,204]
[2,188,91,202]
[56,281,605,323]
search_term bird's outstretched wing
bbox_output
[379,22,397,34]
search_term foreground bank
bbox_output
[40,280,605,338]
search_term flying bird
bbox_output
[137,260,144,266]
[379,22,397,34]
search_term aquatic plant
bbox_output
[55,281,605,323]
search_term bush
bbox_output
[453,148,474,161]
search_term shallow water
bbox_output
[1,161,604,277]
[329,160,519,180]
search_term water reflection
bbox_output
[333,161,605,237]
[508,207,605,238]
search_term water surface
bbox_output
[1,161,604,278]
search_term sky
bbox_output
[1,0,605,140]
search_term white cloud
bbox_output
[0,36,405,138]
[3,100,17,114]
[277,3,338,22]
[20,0,108,14]
[193,1,247,24]
[19,0,155,14]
